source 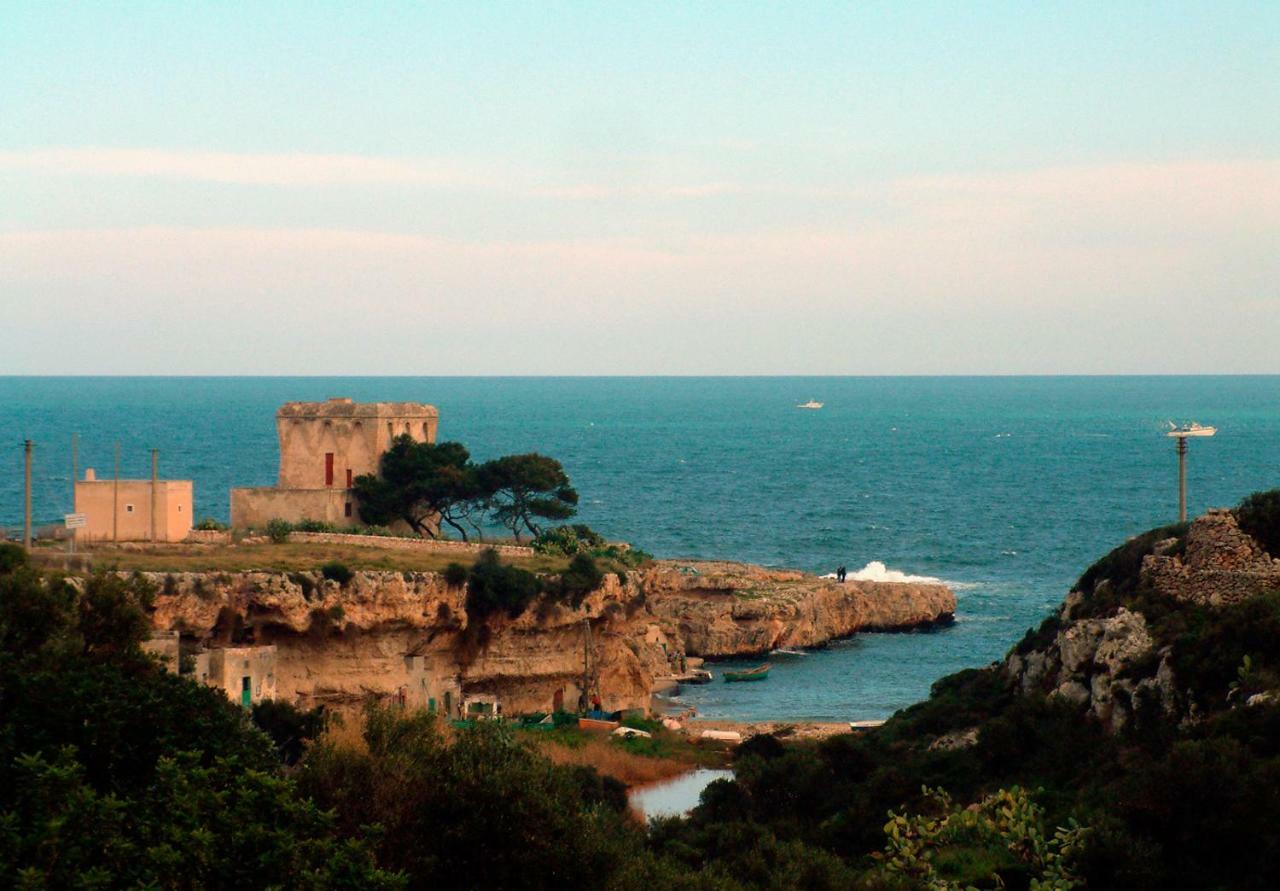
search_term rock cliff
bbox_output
[146,559,956,715]
[1004,509,1279,733]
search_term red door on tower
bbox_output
[325,453,334,486]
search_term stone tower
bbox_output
[231,397,439,529]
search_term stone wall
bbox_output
[1142,509,1280,607]
[289,531,534,557]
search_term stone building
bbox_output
[73,469,193,543]
[230,397,439,529]
[206,645,278,708]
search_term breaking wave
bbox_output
[822,561,945,585]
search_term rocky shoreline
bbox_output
[145,557,956,716]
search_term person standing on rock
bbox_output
[836,565,847,583]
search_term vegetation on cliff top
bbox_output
[353,436,579,542]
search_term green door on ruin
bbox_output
[241,677,252,708]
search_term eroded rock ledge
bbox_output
[146,559,956,715]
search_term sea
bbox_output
[3,376,1278,722]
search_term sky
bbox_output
[1,2,1277,375]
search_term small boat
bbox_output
[578,716,621,732]
[723,664,771,683]
[682,669,713,684]
[796,399,824,410]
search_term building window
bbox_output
[125,504,134,513]
[422,422,430,439]
[177,505,183,512]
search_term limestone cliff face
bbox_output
[146,560,956,715]
[639,561,956,657]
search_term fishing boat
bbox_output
[796,399,824,410]
[723,664,771,683]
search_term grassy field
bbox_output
[48,540,583,575]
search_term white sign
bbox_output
[64,513,87,529]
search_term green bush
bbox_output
[465,549,543,619]
[554,554,604,608]
[265,518,292,544]
[298,707,642,890]
[0,565,398,889]
[295,518,339,534]
[320,561,354,585]
[251,699,327,766]
[443,562,469,587]
[193,517,228,531]
[0,542,29,574]
[533,524,606,556]
[1235,489,1280,558]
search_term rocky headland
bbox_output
[146,558,956,715]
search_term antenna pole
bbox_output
[1177,436,1188,523]
[150,448,159,543]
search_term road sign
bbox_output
[64,513,87,529]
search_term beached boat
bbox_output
[578,716,621,732]
[723,664,771,682]
[796,399,824,409]
[683,669,714,684]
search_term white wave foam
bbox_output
[844,561,944,585]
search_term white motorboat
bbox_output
[796,399,824,409]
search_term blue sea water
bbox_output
[3,376,1278,721]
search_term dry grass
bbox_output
[72,540,574,575]
[534,733,695,786]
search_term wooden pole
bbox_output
[150,448,159,543]
[23,440,33,552]
[112,442,120,543]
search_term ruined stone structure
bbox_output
[1143,509,1280,606]
[230,397,439,529]
[74,469,193,543]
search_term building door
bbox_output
[553,687,564,713]
[241,676,252,708]
[325,453,335,487]
[444,691,452,717]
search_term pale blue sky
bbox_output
[2,2,1277,373]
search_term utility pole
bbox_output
[112,442,120,543]
[1167,423,1216,523]
[150,448,159,543]
[23,440,33,552]
[70,432,78,555]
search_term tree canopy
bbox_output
[354,439,578,542]
[479,453,578,542]
[354,437,486,539]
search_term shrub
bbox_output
[320,561,354,585]
[251,699,327,766]
[294,518,338,534]
[443,562,470,588]
[466,549,543,620]
[265,518,292,544]
[1235,489,1280,558]
[0,542,27,575]
[193,517,228,531]
[533,524,607,556]
[555,554,604,608]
